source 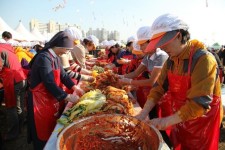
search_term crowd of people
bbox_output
[0,13,224,150]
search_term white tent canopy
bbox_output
[0,17,23,40]
[43,31,55,42]
[15,21,37,41]
[31,26,45,42]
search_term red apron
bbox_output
[1,68,16,107]
[107,55,115,63]
[121,54,135,75]
[60,78,78,94]
[0,68,26,108]
[136,71,151,108]
[160,49,220,150]
[31,56,65,141]
[126,59,139,74]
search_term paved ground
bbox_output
[0,106,225,150]
[219,117,225,150]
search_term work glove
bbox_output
[149,113,182,130]
[81,75,95,83]
[135,100,156,120]
[118,78,133,84]
[65,94,80,103]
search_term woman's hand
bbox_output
[117,58,131,64]
[81,75,95,82]
[72,85,85,96]
[118,78,133,85]
[64,94,80,103]
[149,113,182,130]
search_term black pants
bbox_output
[2,80,27,140]
[27,91,46,150]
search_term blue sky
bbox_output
[1,0,225,44]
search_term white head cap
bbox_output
[127,36,136,43]
[100,40,109,48]
[64,27,82,40]
[0,39,6,44]
[145,13,189,53]
[132,41,143,55]
[86,35,99,47]
[136,26,151,45]
[107,40,117,48]
[150,13,189,36]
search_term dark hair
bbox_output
[179,29,190,44]
[2,31,12,39]
[126,42,133,47]
[83,38,93,46]
[114,43,120,48]
[33,44,43,53]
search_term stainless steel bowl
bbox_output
[57,114,166,150]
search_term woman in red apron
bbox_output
[136,14,222,150]
[105,43,126,74]
[27,31,81,150]
[117,37,137,75]
[119,40,171,147]
[119,41,168,109]
[124,47,150,108]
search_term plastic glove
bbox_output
[135,100,156,120]
[127,92,136,104]
[65,94,80,103]
[72,85,85,96]
[117,58,131,64]
[105,63,115,70]
[118,78,132,84]
[116,74,124,79]
[149,113,182,130]
[80,68,92,75]
[81,75,95,83]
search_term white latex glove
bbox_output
[65,94,80,103]
[80,68,92,75]
[149,113,182,130]
[117,58,131,64]
[118,78,132,84]
[72,85,85,96]
[116,74,124,79]
[123,59,131,64]
[127,92,136,104]
[81,75,95,82]
[105,63,115,70]
[135,100,156,120]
